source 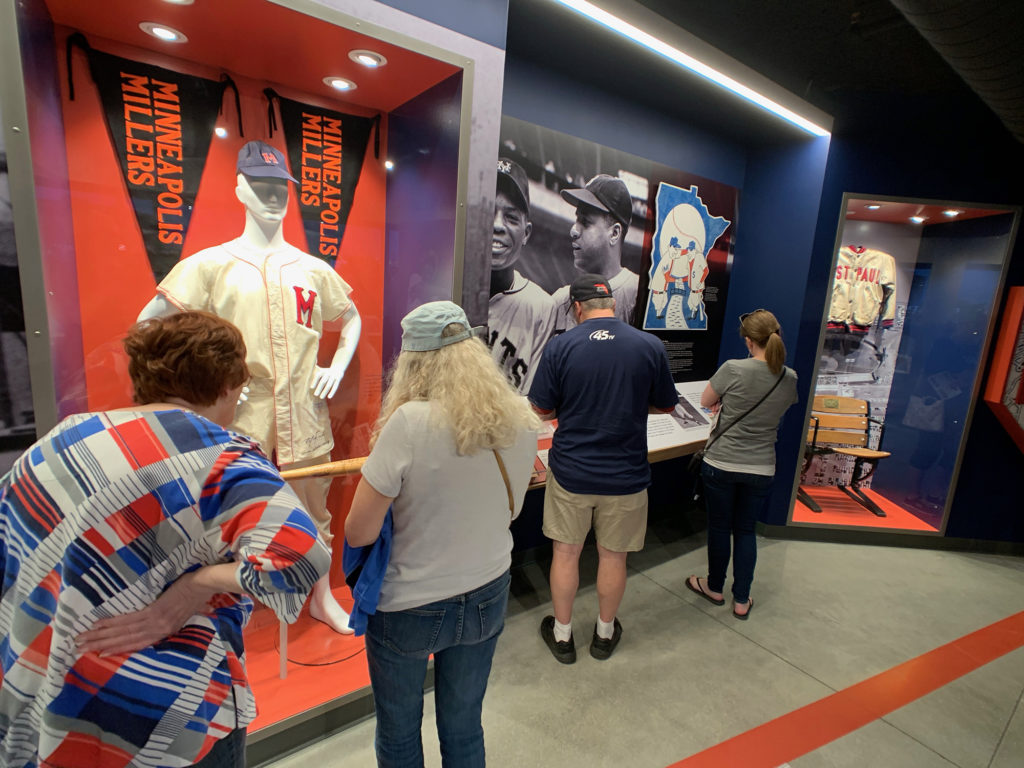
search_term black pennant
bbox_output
[265,89,376,266]
[67,33,231,283]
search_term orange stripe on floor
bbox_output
[668,610,1024,768]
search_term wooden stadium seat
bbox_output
[797,395,891,517]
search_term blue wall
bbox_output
[375,0,509,49]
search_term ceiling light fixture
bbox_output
[547,0,829,137]
[139,22,187,43]
[943,209,961,217]
[161,0,195,6]
[910,215,926,224]
[385,160,395,171]
[214,127,228,138]
[865,204,881,210]
[323,76,357,91]
[349,50,387,68]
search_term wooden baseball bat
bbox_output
[279,456,367,480]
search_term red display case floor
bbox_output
[243,588,370,731]
[793,485,939,531]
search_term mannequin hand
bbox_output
[76,571,211,656]
[312,365,346,400]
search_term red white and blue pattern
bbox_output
[0,410,330,767]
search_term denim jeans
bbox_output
[365,570,510,768]
[192,728,245,767]
[701,462,774,603]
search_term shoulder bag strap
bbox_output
[493,449,515,520]
[703,369,787,453]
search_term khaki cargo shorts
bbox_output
[542,471,648,552]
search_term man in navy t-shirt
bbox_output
[529,273,678,663]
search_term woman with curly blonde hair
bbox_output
[346,300,539,768]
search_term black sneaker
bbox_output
[589,618,622,660]
[540,615,576,664]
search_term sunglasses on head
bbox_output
[739,309,766,323]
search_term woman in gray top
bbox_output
[345,301,539,768]
[686,309,798,619]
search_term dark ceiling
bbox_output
[506,0,1024,144]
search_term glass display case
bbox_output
[0,0,504,756]
[789,194,1018,534]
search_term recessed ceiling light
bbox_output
[349,50,387,68]
[139,22,187,42]
[161,0,195,5]
[385,160,395,171]
[323,76,357,91]
[910,215,926,224]
[865,204,881,210]
[214,126,228,138]
[943,209,962,217]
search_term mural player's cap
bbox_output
[497,157,530,214]
[237,140,297,182]
[400,301,483,352]
[561,174,632,228]
[568,273,614,303]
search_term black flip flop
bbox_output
[685,575,725,606]
[733,598,754,620]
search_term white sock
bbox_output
[596,616,616,640]
[553,618,572,642]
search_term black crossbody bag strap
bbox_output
[702,369,786,454]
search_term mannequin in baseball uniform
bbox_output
[139,141,359,634]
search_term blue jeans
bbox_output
[701,463,774,603]
[365,570,510,768]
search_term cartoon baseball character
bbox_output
[138,140,360,634]
[644,184,730,332]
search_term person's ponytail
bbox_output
[764,332,785,376]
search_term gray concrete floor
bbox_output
[262,533,1024,767]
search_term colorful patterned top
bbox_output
[0,409,332,768]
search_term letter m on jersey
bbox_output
[293,286,318,327]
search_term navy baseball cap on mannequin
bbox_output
[496,157,530,214]
[561,174,632,229]
[237,140,297,182]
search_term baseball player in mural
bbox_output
[552,175,639,332]
[138,140,360,634]
[644,183,730,331]
[488,158,557,393]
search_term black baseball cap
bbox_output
[561,174,631,228]
[496,157,529,214]
[237,140,297,182]
[569,273,613,303]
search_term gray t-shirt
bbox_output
[361,400,538,612]
[704,358,799,475]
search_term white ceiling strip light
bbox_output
[548,0,831,137]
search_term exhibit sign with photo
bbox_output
[495,116,737,381]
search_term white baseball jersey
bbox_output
[157,237,353,464]
[828,245,896,333]
[552,267,639,332]
[488,271,557,393]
